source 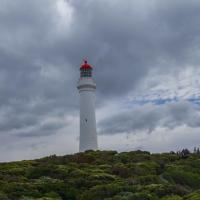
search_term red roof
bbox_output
[80,60,92,69]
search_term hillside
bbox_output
[0,150,200,200]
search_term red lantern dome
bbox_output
[80,60,93,70]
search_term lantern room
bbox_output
[80,60,93,78]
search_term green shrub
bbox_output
[161,195,183,200]
[163,169,200,188]
[105,192,158,200]
[0,192,9,200]
[0,151,200,200]
[186,189,200,200]
[80,183,125,200]
[136,175,161,185]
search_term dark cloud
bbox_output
[16,120,66,137]
[99,101,200,134]
[0,0,200,159]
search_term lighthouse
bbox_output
[77,60,98,152]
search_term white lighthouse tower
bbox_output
[77,60,98,152]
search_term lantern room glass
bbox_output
[81,68,92,77]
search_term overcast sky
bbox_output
[1,0,200,161]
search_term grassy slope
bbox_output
[0,150,200,200]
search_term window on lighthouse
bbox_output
[81,69,92,77]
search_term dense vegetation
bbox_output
[0,150,200,200]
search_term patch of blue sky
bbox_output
[188,97,200,106]
[126,98,177,106]
[151,98,177,105]
[127,97,200,107]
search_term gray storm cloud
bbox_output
[0,0,200,160]
[98,101,200,134]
